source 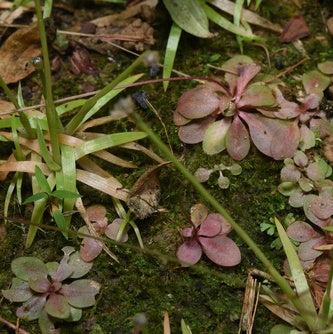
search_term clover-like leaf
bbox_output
[202,119,231,155]
[195,167,212,182]
[2,278,32,302]
[61,279,101,308]
[45,294,71,319]
[302,70,330,95]
[217,175,230,189]
[177,240,202,267]
[11,257,48,281]
[16,295,47,321]
[226,116,250,161]
[199,235,241,266]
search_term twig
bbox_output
[0,316,30,334]
[275,57,309,79]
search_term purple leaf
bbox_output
[45,294,71,319]
[302,94,320,110]
[205,213,232,235]
[198,215,222,237]
[286,221,320,242]
[29,277,51,293]
[61,279,100,308]
[226,116,250,161]
[318,61,333,75]
[11,257,48,281]
[221,55,253,74]
[302,70,330,95]
[2,278,32,302]
[176,85,220,119]
[86,205,107,222]
[178,117,213,144]
[236,64,261,98]
[176,240,202,267]
[238,84,275,108]
[80,238,103,262]
[16,295,47,321]
[303,195,327,227]
[181,227,194,238]
[281,165,301,182]
[173,111,190,126]
[274,88,299,119]
[190,203,209,227]
[310,196,333,220]
[194,168,212,182]
[313,256,331,283]
[306,160,329,182]
[298,237,325,261]
[105,218,128,243]
[202,119,231,155]
[199,235,241,266]
[240,112,299,160]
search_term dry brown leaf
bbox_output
[163,312,171,334]
[0,100,15,118]
[0,24,40,84]
[127,163,169,219]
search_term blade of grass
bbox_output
[43,0,53,18]
[318,259,333,327]
[73,132,147,160]
[52,209,69,239]
[16,172,23,205]
[4,173,18,222]
[275,217,317,329]
[163,23,182,91]
[35,166,51,193]
[204,4,260,41]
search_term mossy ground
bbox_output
[1,0,333,333]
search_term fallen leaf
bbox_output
[127,163,169,219]
[69,44,98,76]
[0,24,41,84]
[280,16,310,43]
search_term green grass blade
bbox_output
[4,173,18,222]
[35,166,52,193]
[74,132,147,160]
[56,99,87,117]
[11,119,25,161]
[274,217,317,328]
[318,260,333,327]
[43,0,53,18]
[52,210,69,239]
[163,23,182,91]
[51,190,81,200]
[36,121,61,171]
[234,0,244,26]
[204,4,259,40]
[23,192,49,204]
[16,172,23,205]
[181,319,193,334]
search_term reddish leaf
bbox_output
[105,218,128,242]
[86,205,106,222]
[226,116,250,161]
[313,257,331,283]
[280,16,310,43]
[240,112,299,160]
[204,213,232,235]
[235,64,261,98]
[45,294,71,319]
[195,167,212,182]
[11,257,48,281]
[298,237,325,261]
[221,55,253,74]
[198,215,221,237]
[310,196,333,220]
[303,195,328,227]
[286,221,320,242]
[199,235,241,266]
[178,118,213,144]
[176,85,220,119]
[176,240,202,266]
[281,165,301,182]
[238,84,275,108]
[181,227,194,238]
[274,88,300,119]
[29,277,51,293]
[2,278,32,303]
[173,111,190,126]
[302,70,330,95]
[80,238,103,262]
[302,94,320,110]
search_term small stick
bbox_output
[275,57,309,79]
[0,316,30,334]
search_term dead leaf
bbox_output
[0,24,40,84]
[127,163,169,219]
[280,16,310,43]
[0,100,15,118]
[69,44,98,76]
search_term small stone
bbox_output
[327,17,333,36]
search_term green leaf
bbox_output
[23,192,49,204]
[43,0,53,18]
[234,0,245,27]
[74,132,147,160]
[56,99,86,117]
[53,210,70,239]
[181,319,193,334]
[270,324,294,334]
[163,23,182,91]
[204,4,259,40]
[36,121,61,171]
[11,257,48,281]
[51,190,81,200]
[35,166,52,193]
[4,173,17,221]
[274,217,317,327]
[163,0,212,38]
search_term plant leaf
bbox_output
[35,166,51,193]
[52,190,81,200]
[53,210,70,239]
[274,217,317,324]
[16,295,47,321]
[302,70,330,95]
[45,294,71,319]
[68,251,93,279]
[163,23,182,91]
[2,278,32,302]
[177,240,202,267]
[163,0,212,38]
[23,192,49,204]
[11,257,48,281]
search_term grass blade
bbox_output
[74,132,147,160]
[43,0,53,18]
[35,166,51,193]
[23,192,49,204]
[181,319,192,334]
[4,173,17,222]
[274,217,317,329]
[163,23,182,91]
[52,209,69,239]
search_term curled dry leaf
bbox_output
[280,16,310,43]
[0,24,41,84]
